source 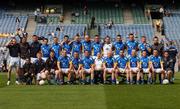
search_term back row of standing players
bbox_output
[6,33,178,85]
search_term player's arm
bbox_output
[57,61,61,71]
[160,59,164,70]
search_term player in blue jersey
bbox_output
[125,33,138,56]
[81,50,95,84]
[103,51,115,84]
[70,35,82,55]
[92,35,103,59]
[114,50,129,84]
[41,38,51,61]
[51,37,61,59]
[138,36,152,56]
[139,50,151,84]
[150,49,164,84]
[57,50,72,84]
[82,35,92,54]
[113,35,125,58]
[60,35,72,57]
[71,51,83,83]
[128,49,140,84]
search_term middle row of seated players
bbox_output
[23,48,174,85]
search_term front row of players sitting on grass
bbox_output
[18,49,174,85]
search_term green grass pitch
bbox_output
[0,73,180,109]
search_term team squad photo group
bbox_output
[6,33,178,85]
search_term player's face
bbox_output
[119,51,124,56]
[131,50,136,56]
[74,52,79,58]
[64,37,68,42]
[107,52,112,57]
[33,36,38,42]
[22,37,27,43]
[62,51,67,57]
[142,51,147,57]
[37,53,42,59]
[50,52,55,58]
[116,36,121,42]
[129,35,134,41]
[84,51,89,57]
[85,36,90,41]
[94,36,99,42]
[141,37,146,43]
[97,53,101,58]
[153,38,159,44]
[153,50,158,56]
[43,40,48,44]
[11,39,16,45]
[105,37,110,43]
[75,36,80,42]
[53,38,58,44]
[164,52,169,58]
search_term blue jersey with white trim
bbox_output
[82,40,92,53]
[140,56,150,68]
[51,43,61,59]
[58,56,71,68]
[129,56,140,68]
[103,57,115,68]
[82,56,94,69]
[62,42,71,54]
[113,41,125,55]
[138,42,151,55]
[71,41,82,54]
[126,40,138,55]
[115,56,128,69]
[150,56,162,69]
[92,42,102,56]
[41,44,51,57]
[71,57,82,70]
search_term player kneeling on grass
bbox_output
[22,58,34,85]
[44,50,59,84]
[162,51,174,84]
[71,52,83,84]
[139,50,151,84]
[103,51,116,84]
[114,50,129,84]
[57,50,72,84]
[128,50,141,84]
[81,50,95,85]
[150,49,165,84]
[34,52,46,85]
[94,52,104,84]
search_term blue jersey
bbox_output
[62,42,71,54]
[150,56,162,69]
[82,56,94,69]
[115,56,128,69]
[58,56,71,68]
[138,42,151,55]
[140,56,150,68]
[126,40,138,55]
[51,43,61,59]
[92,42,102,56]
[82,41,92,53]
[41,44,51,57]
[113,41,125,55]
[103,57,115,68]
[71,57,82,70]
[129,56,140,68]
[71,41,82,54]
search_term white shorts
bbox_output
[154,68,163,73]
[20,58,26,68]
[31,57,37,63]
[42,57,48,62]
[130,67,139,73]
[142,68,149,73]
[84,69,91,74]
[9,57,20,67]
[61,68,69,74]
[92,56,97,60]
[114,55,119,59]
[118,68,126,73]
[106,68,113,72]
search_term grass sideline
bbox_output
[0,72,180,109]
